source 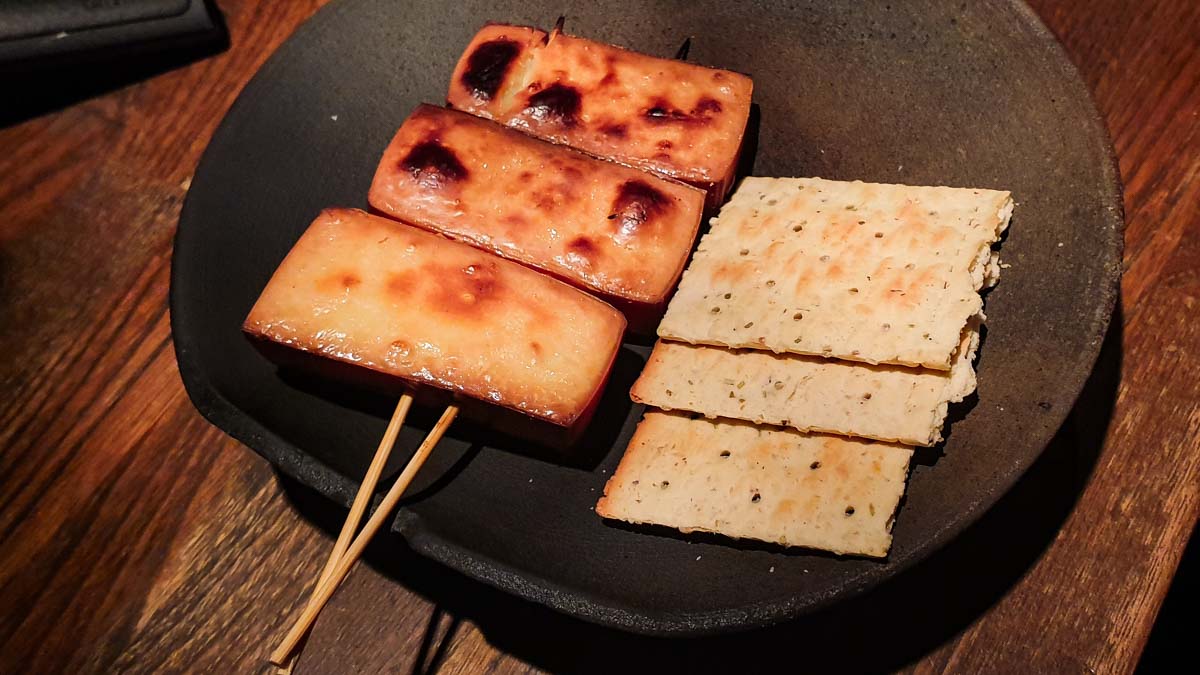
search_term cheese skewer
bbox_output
[243,208,625,447]
[247,209,623,665]
[368,104,704,333]
[447,22,753,208]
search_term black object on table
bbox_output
[0,0,227,125]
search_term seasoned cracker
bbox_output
[595,411,913,557]
[658,177,1011,369]
[632,318,980,446]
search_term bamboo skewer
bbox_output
[674,36,692,61]
[546,15,565,44]
[275,393,415,673]
[270,403,461,666]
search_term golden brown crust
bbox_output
[368,105,704,316]
[242,208,626,427]
[447,24,753,207]
[596,411,912,557]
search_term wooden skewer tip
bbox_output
[270,393,414,668]
[675,36,692,61]
[546,15,566,44]
[270,404,460,665]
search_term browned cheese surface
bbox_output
[244,208,625,427]
[368,104,704,310]
[0,1,1196,673]
[447,23,753,205]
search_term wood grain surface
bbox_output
[1,1,1196,673]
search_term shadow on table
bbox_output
[277,301,1123,674]
[1136,518,1197,674]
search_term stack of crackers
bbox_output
[596,177,1013,557]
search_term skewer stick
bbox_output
[674,36,692,61]
[545,15,565,45]
[270,404,461,666]
[275,393,414,673]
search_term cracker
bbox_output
[631,317,981,446]
[595,411,913,557]
[657,177,1011,369]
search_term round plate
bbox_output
[170,0,1122,635]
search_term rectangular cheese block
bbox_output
[595,411,913,557]
[368,104,705,331]
[243,208,626,441]
[658,177,1012,369]
[631,317,980,446]
[446,23,753,208]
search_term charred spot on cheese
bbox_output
[501,213,528,229]
[461,39,521,100]
[532,177,580,212]
[643,101,689,123]
[525,83,581,126]
[599,53,621,86]
[385,269,419,296]
[321,271,362,292]
[428,261,503,318]
[400,140,468,189]
[558,164,585,182]
[600,123,628,138]
[610,180,671,240]
[566,236,599,263]
[643,97,722,125]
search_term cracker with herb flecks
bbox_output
[658,177,1011,370]
[595,411,913,557]
[632,316,979,447]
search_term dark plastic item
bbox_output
[0,0,222,71]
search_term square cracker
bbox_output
[631,317,980,446]
[658,177,1012,369]
[595,411,913,557]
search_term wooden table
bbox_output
[1,1,1195,672]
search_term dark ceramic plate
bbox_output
[170,0,1122,636]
